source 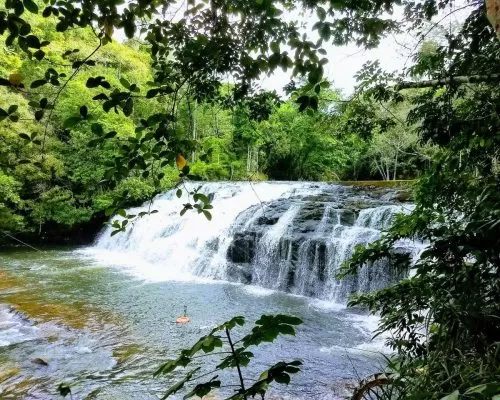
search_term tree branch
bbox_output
[226,328,246,399]
[40,37,102,155]
[395,74,500,89]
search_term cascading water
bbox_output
[90,182,420,301]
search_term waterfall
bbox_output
[89,182,421,301]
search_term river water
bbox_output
[0,183,417,399]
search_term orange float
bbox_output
[176,306,190,324]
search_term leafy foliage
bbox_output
[343,1,500,399]
[0,0,437,242]
[155,314,303,400]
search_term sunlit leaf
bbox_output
[176,154,187,169]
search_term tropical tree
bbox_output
[344,1,500,398]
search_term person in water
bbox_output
[176,305,190,324]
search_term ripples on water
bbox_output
[0,249,387,400]
[0,181,420,399]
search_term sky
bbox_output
[259,34,411,97]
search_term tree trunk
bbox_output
[374,159,387,180]
[190,101,197,162]
[486,0,500,40]
[393,153,398,181]
[246,145,251,174]
[255,148,259,172]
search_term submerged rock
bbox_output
[32,358,48,366]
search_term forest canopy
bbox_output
[0,0,436,241]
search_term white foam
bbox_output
[309,299,346,312]
[345,313,390,354]
[242,285,276,297]
[84,182,305,282]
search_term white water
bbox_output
[0,305,39,347]
[91,182,304,280]
[87,182,421,301]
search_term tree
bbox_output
[344,1,500,398]
[0,0,415,224]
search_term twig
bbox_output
[226,327,247,399]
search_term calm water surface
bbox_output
[0,248,385,399]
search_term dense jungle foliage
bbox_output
[0,5,434,243]
[1,0,499,399]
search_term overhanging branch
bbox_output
[395,74,500,89]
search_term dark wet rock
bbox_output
[300,193,337,203]
[226,263,252,283]
[220,183,418,299]
[394,190,412,202]
[257,215,279,225]
[227,232,258,263]
[344,199,383,211]
[297,203,325,221]
[32,358,48,366]
[338,209,358,226]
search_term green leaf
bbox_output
[104,131,117,138]
[276,315,303,325]
[19,23,31,36]
[440,390,459,400]
[57,383,71,398]
[8,105,18,114]
[23,0,39,13]
[308,68,323,85]
[120,77,130,89]
[316,7,326,21]
[161,368,200,399]
[19,133,31,140]
[33,49,45,61]
[35,110,44,121]
[183,379,221,399]
[176,189,182,198]
[274,373,291,384]
[464,383,500,396]
[91,123,104,135]
[123,97,133,116]
[31,79,47,89]
[203,210,212,221]
[80,105,88,118]
[25,35,41,49]
[63,116,82,128]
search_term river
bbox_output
[0,182,418,399]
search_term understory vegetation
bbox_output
[1,0,499,399]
